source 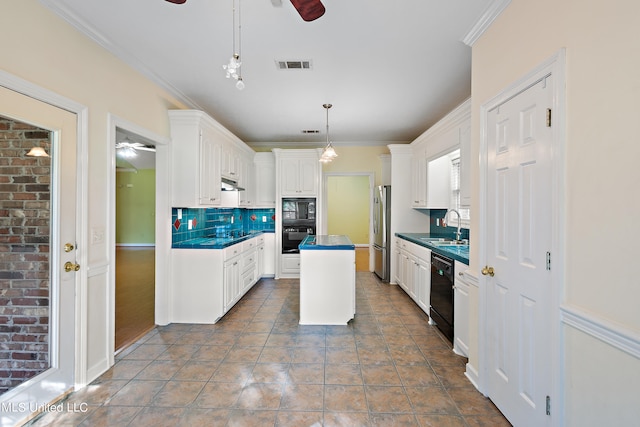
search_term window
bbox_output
[449,151,470,229]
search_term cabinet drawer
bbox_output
[281,254,300,274]
[241,249,257,272]
[224,243,242,260]
[243,238,257,251]
[408,241,431,261]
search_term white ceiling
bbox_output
[41,0,492,148]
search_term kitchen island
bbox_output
[299,235,356,325]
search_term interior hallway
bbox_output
[116,247,156,352]
[27,273,510,427]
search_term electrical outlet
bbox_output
[231,216,234,224]
[262,216,266,222]
[188,219,193,230]
[177,209,182,219]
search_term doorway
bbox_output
[114,128,156,352]
[0,85,80,426]
[480,51,565,427]
[325,174,373,271]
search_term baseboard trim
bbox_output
[560,304,640,359]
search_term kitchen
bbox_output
[2,1,639,426]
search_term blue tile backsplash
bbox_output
[172,207,275,245]
[429,208,470,240]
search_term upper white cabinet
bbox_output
[411,144,428,208]
[274,149,320,197]
[238,153,255,207]
[409,99,471,210]
[254,152,276,207]
[221,142,241,181]
[169,110,222,207]
[169,110,256,208]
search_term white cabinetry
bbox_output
[169,110,222,207]
[454,260,470,357]
[254,152,276,207]
[395,237,431,317]
[275,149,320,197]
[171,235,265,323]
[411,144,428,208]
[238,154,255,207]
[281,254,301,276]
[223,254,241,312]
[261,233,275,276]
[409,99,471,210]
[221,142,240,181]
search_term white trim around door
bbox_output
[478,48,566,425]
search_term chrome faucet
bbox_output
[445,209,462,241]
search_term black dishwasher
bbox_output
[430,253,454,343]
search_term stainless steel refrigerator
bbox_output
[373,185,391,281]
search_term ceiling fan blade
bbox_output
[165,0,187,4]
[290,0,325,22]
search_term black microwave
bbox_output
[282,198,316,221]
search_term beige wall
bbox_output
[471,0,640,424]
[2,1,186,383]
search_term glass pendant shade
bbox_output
[319,103,337,162]
[26,146,49,157]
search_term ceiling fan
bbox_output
[164,0,325,22]
[116,140,156,158]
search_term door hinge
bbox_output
[546,252,551,271]
[546,108,552,127]
[546,395,551,415]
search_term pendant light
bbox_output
[320,103,337,163]
[222,0,245,90]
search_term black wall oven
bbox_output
[430,252,454,343]
[282,198,316,254]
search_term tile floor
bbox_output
[27,273,511,427]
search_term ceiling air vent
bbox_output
[301,130,320,134]
[276,60,312,70]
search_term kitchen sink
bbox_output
[424,239,468,246]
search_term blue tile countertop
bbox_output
[299,235,355,250]
[396,232,469,265]
[172,231,267,249]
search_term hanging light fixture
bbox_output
[222,0,245,90]
[320,103,337,163]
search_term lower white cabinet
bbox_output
[454,260,470,357]
[281,253,301,276]
[395,237,431,317]
[171,235,265,323]
[223,255,241,312]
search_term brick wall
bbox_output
[0,116,51,394]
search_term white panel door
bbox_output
[0,86,77,426]
[485,77,553,427]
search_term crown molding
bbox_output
[38,0,201,110]
[461,0,512,47]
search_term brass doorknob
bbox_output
[64,261,80,272]
[481,266,495,277]
[64,243,74,252]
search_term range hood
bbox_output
[221,177,245,191]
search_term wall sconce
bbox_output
[26,146,50,157]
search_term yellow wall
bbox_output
[472,0,640,424]
[321,146,390,187]
[116,170,156,244]
[326,175,370,244]
[1,1,186,383]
